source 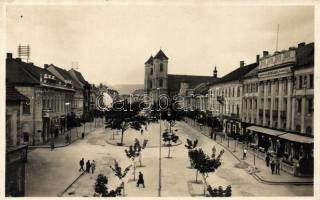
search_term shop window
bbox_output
[307,98,313,113]
[22,101,31,115]
[237,87,240,97]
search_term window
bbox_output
[150,68,153,75]
[149,81,152,88]
[160,63,164,72]
[297,98,302,113]
[299,76,302,89]
[307,98,313,113]
[309,74,314,88]
[304,75,308,87]
[232,87,235,97]
[296,124,301,132]
[22,101,31,114]
[159,79,163,87]
[306,126,312,135]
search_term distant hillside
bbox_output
[110,84,144,95]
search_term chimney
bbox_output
[298,42,305,48]
[44,64,49,69]
[213,66,218,78]
[274,51,280,55]
[263,51,269,57]
[289,47,296,51]
[240,61,245,67]
[256,54,260,63]
[7,53,12,59]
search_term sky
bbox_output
[6,4,314,86]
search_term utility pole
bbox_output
[158,88,162,197]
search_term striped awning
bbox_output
[279,133,314,144]
[247,126,286,137]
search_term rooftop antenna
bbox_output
[71,61,79,70]
[276,24,280,51]
[18,44,30,62]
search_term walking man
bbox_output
[140,129,143,135]
[91,160,96,174]
[270,160,276,174]
[243,148,247,160]
[136,172,145,188]
[86,160,91,173]
[79,158,84,172]
[265,154,270,167]
[50,139,55,151]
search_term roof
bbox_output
[6,58,56,85]
[6,80,29,102]
[70,69,89,85]
[279,133,313,144]
[168,74,217,93]
[242,65,259,79]
[210,62,258,86]
[154,49,168,60]
[247,126,286,137]
[49,65,83,90]
[295,42,314,68]
[145,56,153,65]
[192,82,210,95]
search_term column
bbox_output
[291,98,296,131]
[277,78,283,129]
[256,83,261,125]
[270,80,275,127]
[263,81,268,126]
[246,99,249,122]
[251,98,254,123]
[301,97,306,133]
[286,77,292,130]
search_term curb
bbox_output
[28,136,81,149]
[58,171,85,197]
[105,138,183,148]
[181,122,313,186]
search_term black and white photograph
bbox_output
[2,0,318,198]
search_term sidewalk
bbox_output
[183,119,313,185]
[29,118,105,148]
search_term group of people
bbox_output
[79,158,96,174]
[265,154,281,175]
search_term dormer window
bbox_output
[160,63,164,72]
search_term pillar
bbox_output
[277,78,283,129]
[256,83,261,125]
[263,81,268,126]
[301,97,306,133]
[270,80,275,127]
[286,77,292,130]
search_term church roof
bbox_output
[145,56,153,64]
[168,74,217,93]
[154,49,168,60]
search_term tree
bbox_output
[109,160,132,196]
[189,147,224,196]
[162,131,179,158]
[94,174,122,197]
[105,101,148,146]
[185,139,198,168]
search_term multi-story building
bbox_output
[243,42,314,176]
[6,53,75,145]
[6,81,29,196]
[208,58,259,137]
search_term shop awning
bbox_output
[247,126,286,137]
[279,133,314,144]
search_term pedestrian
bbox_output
[270,160,275,174]
[50,139,55,151]
[145,125,148,131]
[140,129,143,135]
[91,160,96,174]
[136,171,145,188]
[79,158,85,172]
[265,154,270,167]
[81,132,84,139]
[86,160,91,173]
[243,148,247,159]
[275,159,281,175]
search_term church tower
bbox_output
[152,49,169,101]
[144,55,153,93]
[213,66,218,78]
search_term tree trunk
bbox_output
[168,146,171,158]
[133,160,136,181]
[120,129,124,145]
[139,153,142,166]
[202,174,208,196]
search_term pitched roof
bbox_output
[295,42,314,68]
[154,49,168,60]
[70,69,89,85]
[6,80,29,102]
[6,58,56,85]
[49,65,83,90]
[242,65,259,79]
[211,62,258,86]
[168,74,216,92]
[145,56,153,65]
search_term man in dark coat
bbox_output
[265,154,270,167]
[136,172,145,188]
[79,158,85,172]
[86,160,91,173]
[275,159,281,175]
[270,160,275,174]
